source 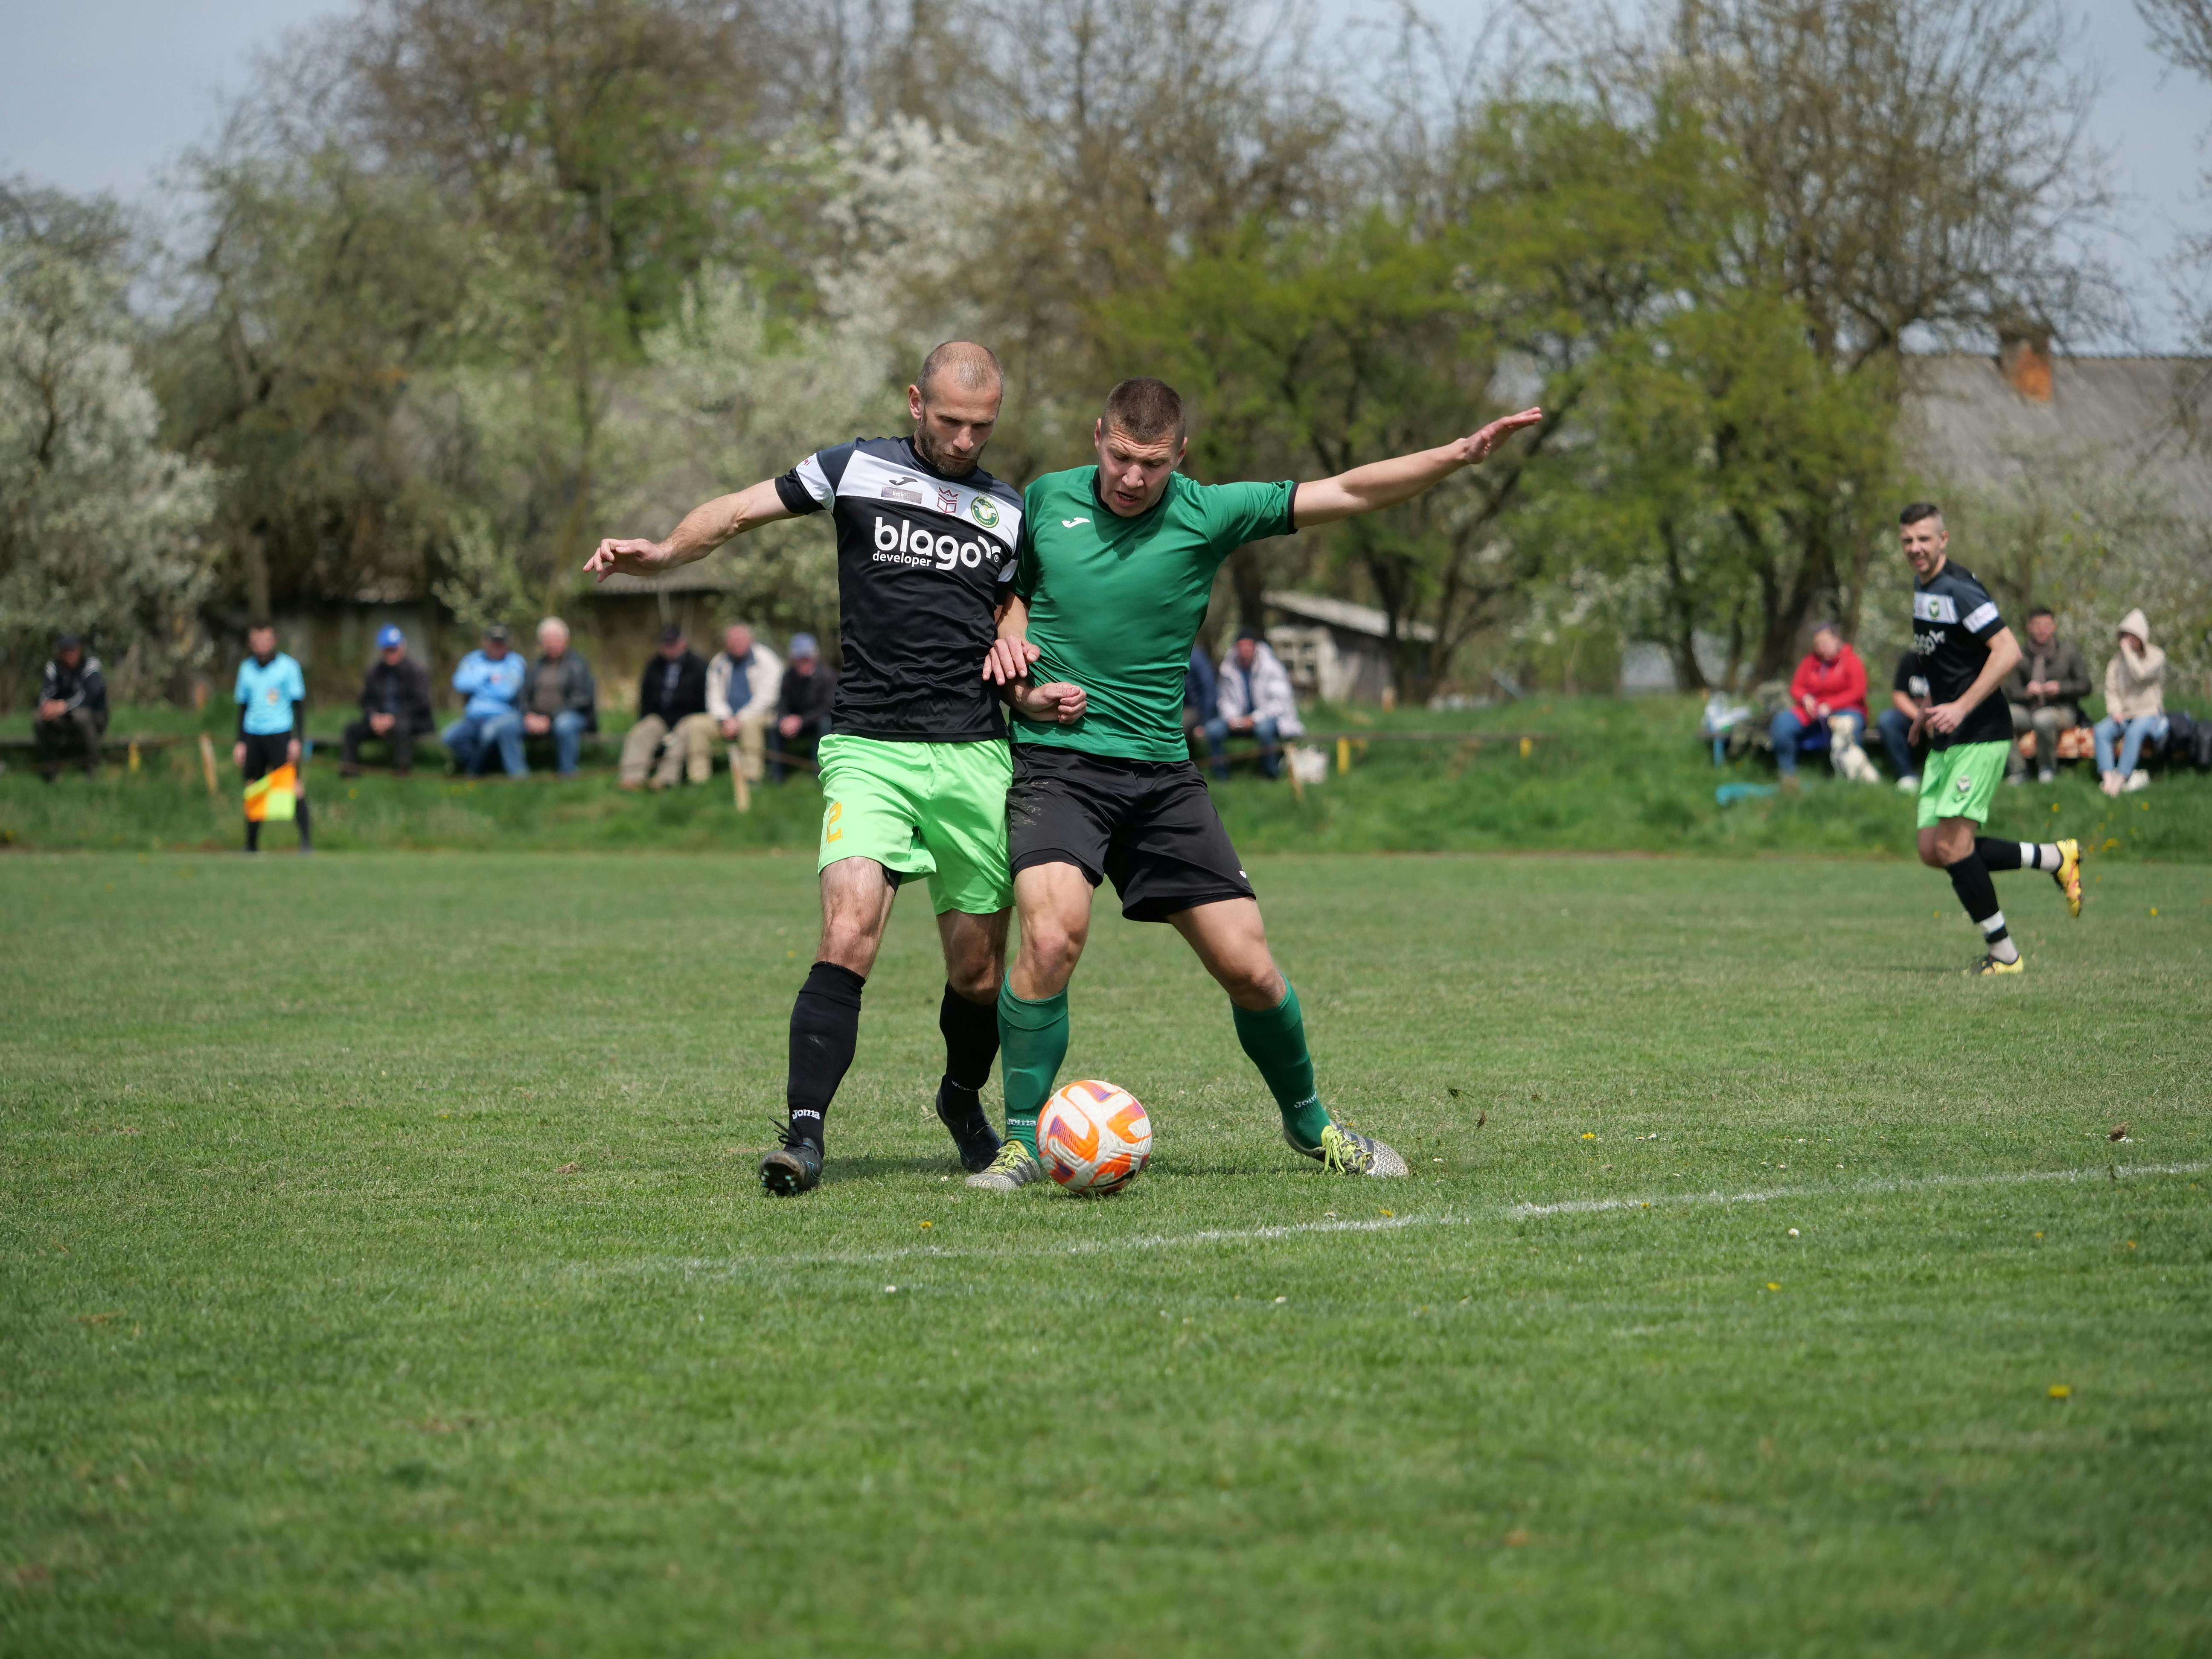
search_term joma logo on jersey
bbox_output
[874,516,992,572]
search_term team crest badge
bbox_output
[968,496,1000,529]
[936,486,961,515]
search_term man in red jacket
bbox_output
[1770,623,1869,789]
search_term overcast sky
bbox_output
[1,0,2203,348]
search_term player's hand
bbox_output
[1926,700,1965,736]
[1458,408,1544,465]
[1016,681,1086,725]
[286,739,301,766]
[982,636,1040,686]
[584,537,670,582]
[231,741,246,769]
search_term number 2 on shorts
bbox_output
[824,800,843,843]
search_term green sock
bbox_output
[1233,984,1331,1148]
[996,981,1068,1156]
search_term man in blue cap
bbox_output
[341,625,436,777]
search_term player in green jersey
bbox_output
[969,377,1542,1188]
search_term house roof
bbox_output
[1902,353,2212,520]
[1263,590,1440,643]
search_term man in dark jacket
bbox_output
[619,623,713,789]
[519,616,599,777]
[35,633,108,780]
[2005,606,2091,784]
[771,632,835,782]
[340,626,437,776]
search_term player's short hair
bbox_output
[1812,620,1842,638]
[1102,377,1186,444]
[917,341,1002,401]
[1899,501,1943,527]
[247,619,275,634]
[2026,605,2055,621]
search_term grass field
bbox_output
[4,850,2210,1655]
[8,694,2211,861]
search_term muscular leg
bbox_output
[1919,817,2015,963]
[933,907,1010,1167]
[780,857,899,1157]
[1171,898,1331,1147]
[995,863,1093,1155]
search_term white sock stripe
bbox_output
[2021,841,2038,869]
[1981,909,2006,937]
[606,1161,2211,1277]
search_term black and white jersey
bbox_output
[1910,559,2011,748]
[774,436,1025,742]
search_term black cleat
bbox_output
[935,1081,1003,1173]
[759,1121,823,1196]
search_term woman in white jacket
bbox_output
[2093,607,2167,795]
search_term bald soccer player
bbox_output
[587,343,1085,1194]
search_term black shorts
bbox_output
[239,731,294,782]
[1007,744,1255,923]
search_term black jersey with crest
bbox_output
[774,437,1025,742]
[1910,558,2012,749]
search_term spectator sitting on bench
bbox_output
[35,632,107,782]
[1182,641,1218,757]
[2005,606,2090,786]
[1206,628,1302,781]
[341,626,435,777]
[1876,648,1930,793]
[621,623,714,790]
[707,622,780,787]
[443,623,528,778]
[2095,607,2167,797]
[772,633,834,783]
[1769,622,1867,791]
[520,617,598,779]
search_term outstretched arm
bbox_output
[583,480,794,582]
[1292,408,1544,528]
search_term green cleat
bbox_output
[965,1141,1045,1192]
[1285,1121,1409,1177]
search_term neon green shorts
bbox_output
[1916,741,2009,829]
[816,734,1013,915]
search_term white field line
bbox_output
[605,1159,2209,1282]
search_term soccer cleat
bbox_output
[965,1141,1044,1192]
[935,1082,1003,1173]
[1966,953,2025,977]
[1285,1122,1409,1177]
[759,1121,823,1196]
[2052,837,2082,918]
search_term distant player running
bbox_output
[1899,502,2081,974]
[586,343,1084,1194]
[970,378,1543,1188]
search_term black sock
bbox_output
[939,982,1000,1106]
[1975,836,2022,870]
[245,819,260,853]
[786,961,864,1150]
[295,799,312,849]
[1946,854,2017,960]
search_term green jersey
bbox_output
[1013,466,1296,761]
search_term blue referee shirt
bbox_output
[235,652,306,736]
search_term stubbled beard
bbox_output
[914,426,977,477]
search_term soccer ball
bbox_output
[1036,1079,1152,1195]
